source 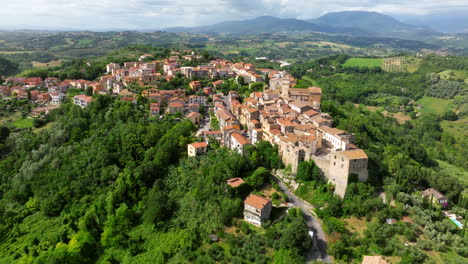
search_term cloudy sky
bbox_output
[0,0,466,30]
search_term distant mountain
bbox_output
[165,16,369,35]
[395,11,468,33]
[310,11,437,38]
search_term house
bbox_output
[202,130,222,143]
[106,63,121,73]
[0,86,10,96]
[212,80,224,88]
[150,103,160,117]
[31,105,60,117]
[226,178,245,188]
[38,93,51,103]
[188,95,206,105]
[362,256,388,264]
[50,92,63,104]
[422,188,448,205]
[230,132,251,154]
[187,142,208,157]
[120,96,136,104]
[73,94,92,108]
[244,194,272,227]
[29,90,40,101]
[189,81,202,91]
[187,112,202,125]
[23,77,42,86]
[167,102,184,114]
[203,87,213,95]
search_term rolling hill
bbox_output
[165,11,441,40]
[165,16,368,35]
[310,11,438,38]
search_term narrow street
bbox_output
[271,175,331,263]
[195,116,211,136]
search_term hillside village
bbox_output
[1,51,369,199]
[0,49,465,263]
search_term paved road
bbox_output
[196,117,211,136]
[271,175,331,263]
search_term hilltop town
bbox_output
[1,47,466,264]
[1,51,368,199]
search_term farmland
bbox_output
[342,57,383,68]
[415,96,454,115]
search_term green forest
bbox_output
[0,96,314,263]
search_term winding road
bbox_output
[271,175,331,263]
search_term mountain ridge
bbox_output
[164,11,440,39]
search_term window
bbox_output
[341,164,343,168]
[333,162,336,166]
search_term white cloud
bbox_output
[0,0,466,29]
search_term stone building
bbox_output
[244,194,272,227]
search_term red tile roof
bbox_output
[226,178,245,188]
[245,194,270,209]
[190,142,208,148]
[232,132,250,146]
[168,102,184,108]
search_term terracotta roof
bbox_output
[270,129,283,136]
[74,94,92,103]
[120,97,135,101]
[187,112,201,118]
[245,194,270,209]
[361,256,388,264]
[232,132,250,146]
[320,126,346,136]
[304,109,319,117]
[340,149,368,160]
[189,142,208,148]
[277,117,296,127]
[308,87,322,94]
[226,178,245,188]
[223,125,240,131]
[168,102,184,108]
[422,188,447,200]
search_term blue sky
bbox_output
[0,0,466,30]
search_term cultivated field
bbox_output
[32,60,63,67]
[415,96,454,115]
[342,58,383,68]
[383,57,404,72]
[383,56,421,72]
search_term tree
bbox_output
[246,167,270,189]
[442,110,458,121]
[237,76,245,86]
[86,86,93,96]
[272,249,303,264]
[297,160,318,181]
[0,126,10,142]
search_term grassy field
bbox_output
[438,70,468,84]
[32,60,63,67]
[12,118,33,128]
[342,58,383,68]
[441,117,468,138]
[416,96,454,115]
[0,50,35,54]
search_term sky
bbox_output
[0,0,467,30]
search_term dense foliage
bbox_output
[0,57,19,76]
[0,95,310,263]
